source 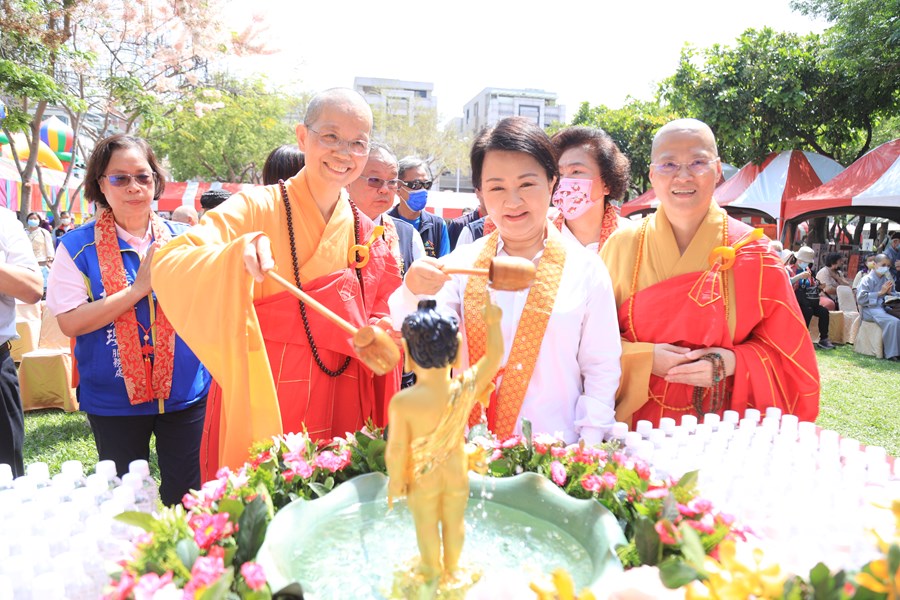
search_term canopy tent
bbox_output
[0,157,87,214]
[782,139,900,222]
[620,163,738,218]
[156,181,257,212]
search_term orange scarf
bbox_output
[95,209,176,405]
[551,201,620,251]
[463,228,566,437]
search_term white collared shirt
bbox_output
[0,208,40,342]
[389,233,621,444]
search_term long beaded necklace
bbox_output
[279,180,365,377]
[628,211,731,415]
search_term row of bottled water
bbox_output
[0,459,159,600]
[609,407,899,576]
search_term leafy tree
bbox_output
[570,98,677,197]
[370,107,470,183]
[660,28,891,167]
[0,0,268,221]
[145,78,300,183]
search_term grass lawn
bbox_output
[21,343,900,478]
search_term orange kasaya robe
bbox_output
[152,170,401,479]
[600,202,819,426]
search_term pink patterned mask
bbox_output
[552,178,595,220]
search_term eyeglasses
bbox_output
[401,179,433,191]
[101,173,156,187]
[650,159,719,176]
[308,127,369,156]
[359,176,402,190]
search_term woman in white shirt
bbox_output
[389,117,621,445]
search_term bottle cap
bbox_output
[765,407,783,420]
[744,408,761,424]
[635,420,653,437]
[128,459,150,478]
[659,417,676,435]
[0,464,12,485]
[624,431,643,448]
[722,410,740,424]
[26,462,50,483]
[648,429,665,448]
[680,414,698,433]
[703,413,721,429]
[61,460,84,480]
[95,460,118,482]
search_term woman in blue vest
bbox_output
[46,135,210,506]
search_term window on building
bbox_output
[415,90,428,98]
[518,105,540,124]
[474,102,479,120]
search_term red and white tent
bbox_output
[620,152,843,224]
[783,139,900,221]
[155,181,258,213]
[714,150,844,223]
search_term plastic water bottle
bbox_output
[95,460,122,489]
[128,459,159,510]
[61,460,87,488]
[122,472,152,513]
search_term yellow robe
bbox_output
[151,170,356,469]
[601,201,819,425]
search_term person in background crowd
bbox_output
[388,157,450,258]
[853,254,877,291]
[171,205,199,226]
[857,253,900,361]
[347,142,424,277]
[46,134,211,505]
[768,240,783,256]
[198,189,233,219]
[551,126,633,252]
[391,117,621,444]
[816,252,851,310]
[151,88,401,479]
[54,211,75,245]
[0,207,43,477]
[25,211,54,297]
[885,232,900,281]
[261,145,306,186]
[787,246,836,349]
[601,118,820,427]
[446,190,485,250]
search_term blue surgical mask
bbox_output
[798,261,809,269]
[405,190,428,212]
[876,266,890,275]
[26,219,39,228]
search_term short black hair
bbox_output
[200,189,232,210]
[262,145,305,185]
[824,252,844,267]
[470,117,559,190]
[84,134,167,209]
[401,299,459,369]
[550,126,631,201]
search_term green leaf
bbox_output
[522,419,533,453]
[114,511,157,532]
[888,543,900,579]
[633,516,661,566]
[176,538,200,571]
[218,498,245,524]
[658,557,703,589]
[677,522,706,567]
[307,482,329,498]
[234,497,270,567]
[661,493,678,521]
[324,476,335,491]
[198,567,235,600]
[675,470,698,492]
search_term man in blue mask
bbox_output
[388,157,450,258]
[856,253,900,361]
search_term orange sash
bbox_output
[95,209,176,405]
[463,229,566,437]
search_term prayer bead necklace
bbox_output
[279,180,365,377]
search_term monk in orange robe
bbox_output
[600,119,819,426]
[152,89,402,477]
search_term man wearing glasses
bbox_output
[153,88,402,477]
[387,157,451,258]
[347,142,425,277]
[601,118,819,428]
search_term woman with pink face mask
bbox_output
[550,127,633,252]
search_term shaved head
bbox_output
[651,118,718,159]
[304,88,373,129]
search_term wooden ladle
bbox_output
[265,271,401,376]
[442,256,536,291]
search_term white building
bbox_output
[353,77,437,126]
[463,87,565,136]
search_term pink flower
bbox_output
[200,477,227,502]
[581,474,602,493]
[490,449,503,462]
[103,571,136,600]
[550,461,567,486]
[182,493,199,510]
[500,435,522,449]
[601,472,618,490]
[313,449,351,473]
[131,571,174,600]
[611,450,629,465]
[283,448,307,464]
[642,487,669,500]
[249,449,272,469]
[687,513,716,535]
[634,460,652,481]
[183,555,226,597]
[214,466,232,480]
[549,446,567,458]
[655,520,681,545]
[189,513,235,550]
[240,561,267,591]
